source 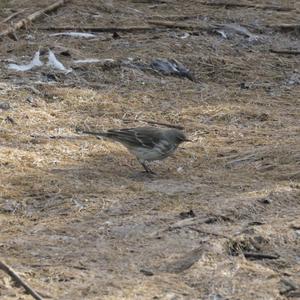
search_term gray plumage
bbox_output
[78,126,189,174]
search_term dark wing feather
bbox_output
[106,127,161,149]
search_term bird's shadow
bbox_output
[129,171,159,181]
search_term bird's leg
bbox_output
[140,161,156,175]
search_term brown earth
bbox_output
[0,0,300,299]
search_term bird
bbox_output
[77,126,190,174]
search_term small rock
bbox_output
[179,209,196,219]
[0,102,10,110]
[26,96,34,103]
[258,197,272,204]
[209,294,225,300]
[177,166,184,173]
[0,199,19,213]
[112,32,121,39]
[140,269,154,276]
[240,82,250,89]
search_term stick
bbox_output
[0,260,43,300]
[243,252,279,260]
[38,26,157,33]
[132,0,169,3]
[150,216,232,239]
[225,153,257,168]
[149,14,201,21]
[147,20,212,32]
[0,0,66,38]
[269,24,300,31]
[169,217,200,229]
[122,118,185,130]
[148,217,200,237]
[75,130,104,137]
[278,171,300,180]
[280,278,298,293]
[199,2,294,11]
[189,227,231,239]
[30,134,88,140]
[270,49,300,55]
[1,9,27,23]
[287,291,300,298]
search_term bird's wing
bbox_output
[107,127,161,149]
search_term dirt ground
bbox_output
[0,0,300,299]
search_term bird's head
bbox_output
[169,129,191,144]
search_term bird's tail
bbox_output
[76,127,108,137]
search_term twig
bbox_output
[149,217,200,237]
[280,278,298,294]
[278,171,300,180]
[147,20,212,32]
[38,26,157,33]
[287,291,300,298]
[0,0,66,38]
[150,217,231,239]
[199,1,294,11]
[148,14,201,21]
[18,85,43,96]
[169,217,201,229]
[269,24,300,32]
[270,49,300,55]
[122,118,185,130]
[30,263,88,270]
[132,0,169,3]
[1,9,27,23]
[189,227,231,239]
[243,252,280,260]
[225,153,257,168]
[0,260,43,300]
[30,134,87,140]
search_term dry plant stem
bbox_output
[243,252,280,260]
[225,153,257,167]
[147,20,212,32]
[270,49,300,55]
[132,0,169,3]
[122,118,185,130]
[188,227,231,239]
[151,217,232,240]
[38,26,157,33]
[1,9,27,23]
[269,24,300,31]
[0,0,66,37]
[199,1,294,11]
[0,260,43,300]
[30,134,88,140]
[148,14,201,21]
[148,218,200,237]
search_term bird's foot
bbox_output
[141,171,156,177]
[141,162,156,175]
[129,171,156,180]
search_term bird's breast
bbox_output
[129,142,177,162]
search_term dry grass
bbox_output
[0,0,300,299]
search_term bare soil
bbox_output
[0,0,299,299]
